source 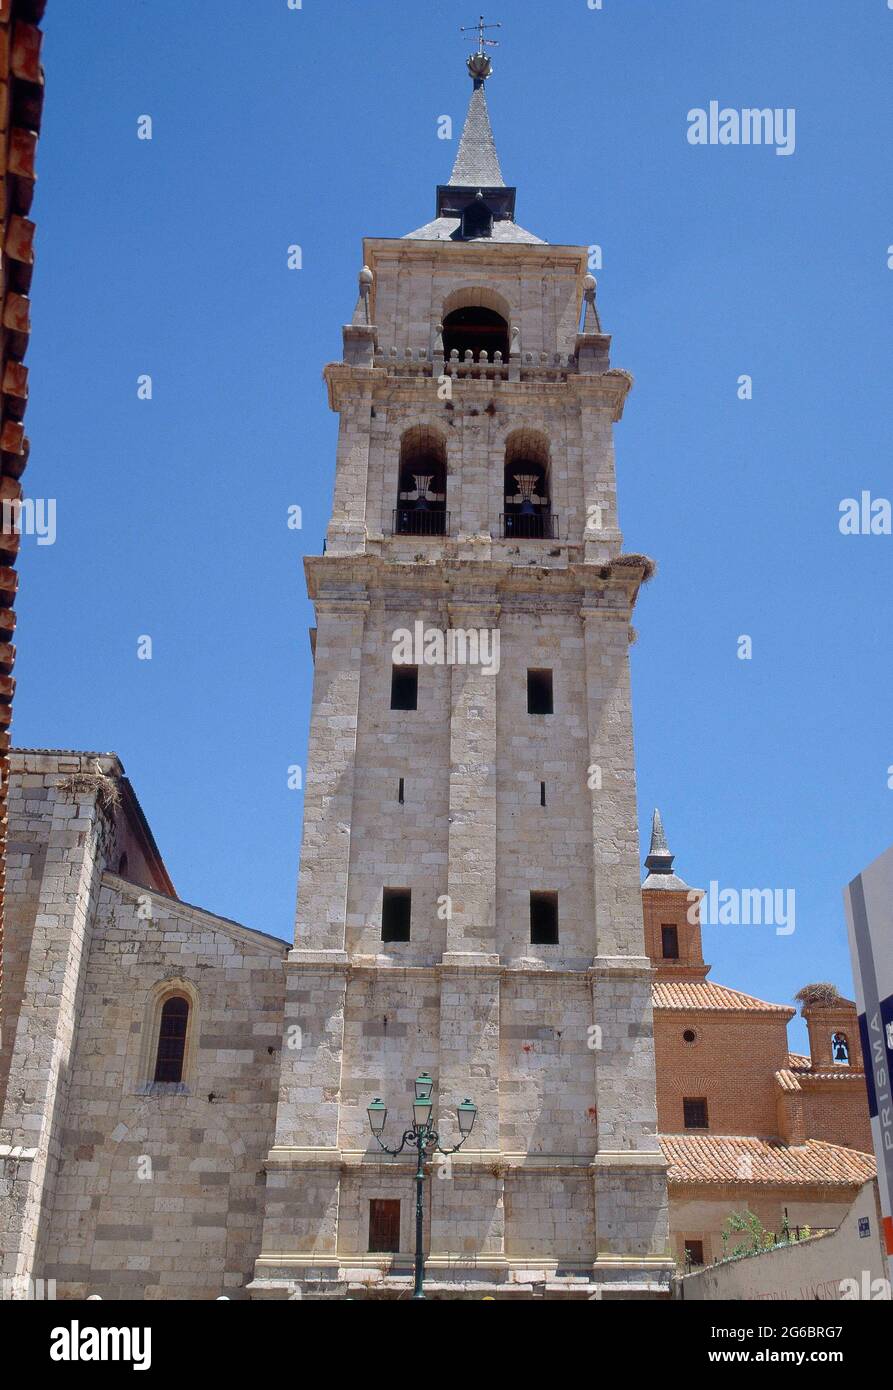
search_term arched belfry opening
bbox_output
[442,306,509,363]
[461,196,494,240]
[503,430,554,539]
[395,426,448,537]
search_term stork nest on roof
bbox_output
[57,760,121,814]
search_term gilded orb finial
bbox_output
[460,15,501,81]
[467,51,493,82]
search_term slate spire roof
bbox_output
[643,807,690,891]
[403,50,545,246]
[448,77,506,188]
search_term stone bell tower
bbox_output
[251,44,672,1299]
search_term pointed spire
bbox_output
[448,62,506,188]
[645,808,673,874]
[428,32,525,238]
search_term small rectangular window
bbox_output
[661,925,679,959]
[398,777,405,804]
[540,780,546,807]
[368,1199,401,1253]
[683,1097,709,1130]
[527,669,553,715]
[382,887,411,942]
[530,891,558,945]
[391,665,418,711]
[684,1239,704,1267]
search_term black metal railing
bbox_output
[501,512,559,540]
[393,508,450,537]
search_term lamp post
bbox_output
[367,1072,477,1300]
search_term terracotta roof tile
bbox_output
[652,980,793,1014]
[660,1134,875,1187]
[800,1070,867,1083]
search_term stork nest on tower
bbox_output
[794,983,842,1011]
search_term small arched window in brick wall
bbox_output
[153,995,190,1083]
[831,1031,850,1066]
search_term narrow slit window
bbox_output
[661,924,679,959]
[391,665,418,711]
[382,887,411,943]
[153,996,189,1084]
[540,781,546,807]
[530,891,559,945]
[398,777,405,804]
[527,669,553,715]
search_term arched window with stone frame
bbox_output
[394,426,448,537]
[440,287,512,364]
[502,429,554,539]
[139,978,199,1092]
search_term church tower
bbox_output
[252,43,672,1299]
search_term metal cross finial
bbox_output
[460,14,501,55]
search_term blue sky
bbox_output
[15,1,893,1049]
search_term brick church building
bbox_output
[642,810,874,1268]
[0,45,874,1299]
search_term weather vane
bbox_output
[460,14,502,56]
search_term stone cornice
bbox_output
[281,958,656,984]
[569,369,633,419]
[323,362,375,411]
[362,236,589,275]
[263,1147,666,1178]
[304,551,647,610]
[322,360,632,419]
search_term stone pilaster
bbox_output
[580,597,670,1277]
[294,598,368,957]
[443,599,500,962]
[0,781,110,1296]
[579,398,623,562]
[435,592,504,1270]
[325,384,373,553]
[431,963,504,1264]
[580,601,644,961]
[252,962,349,1282]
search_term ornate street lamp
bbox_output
[367,1074,477,1300]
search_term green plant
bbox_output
[720,1210,775,1258]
